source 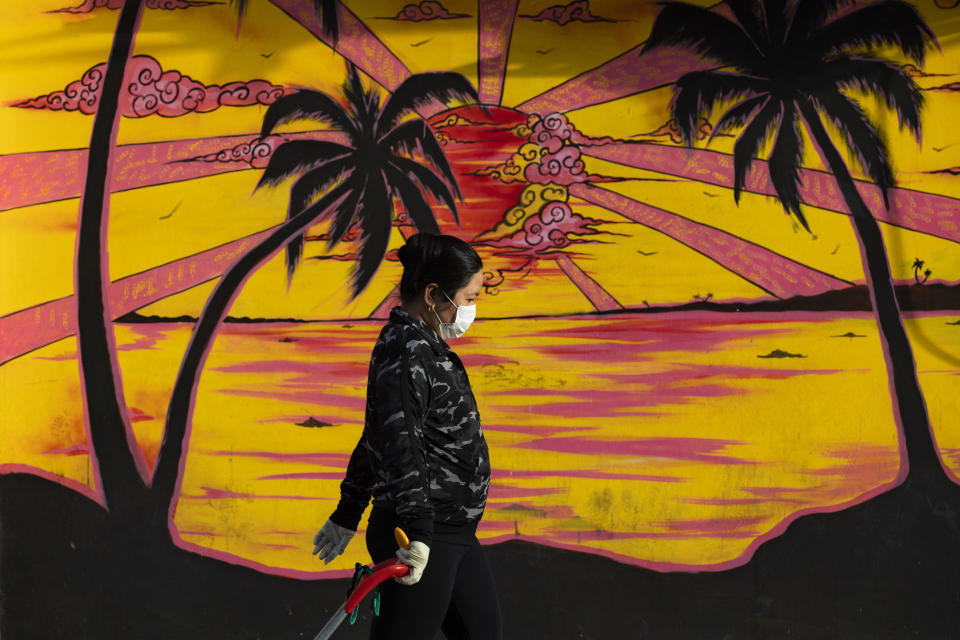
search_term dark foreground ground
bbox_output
[2,471,959,639]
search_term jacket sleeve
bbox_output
[328,433,374,531]
[364,334,435,546]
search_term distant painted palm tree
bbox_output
[643,0,943,482]
[76,0,148,521]
[260,63,471,292]
[149,63,478,522]
[231,0,339,41]
[912,258,930,284]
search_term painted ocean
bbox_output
[4,311,958,577]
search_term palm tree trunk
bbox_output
[149,183,352,528]
[76,0,147,520]
[798,99,943,486]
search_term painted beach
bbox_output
[5,310,958,580]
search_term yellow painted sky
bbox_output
[2,1,959,322]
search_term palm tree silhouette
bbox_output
[643,0,943,483]
[72,0,339,523]
[258,63,473,293]
[913,258,930,284]
[74,0,339,522]
[149,63,478,521]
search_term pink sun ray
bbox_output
[582,142,960,245]
[477,0,520,105]
[570,183,853,299]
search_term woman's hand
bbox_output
[395,541,430,585]
[312,519,355,564]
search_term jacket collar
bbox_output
[389,306,450,356]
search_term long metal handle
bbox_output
[312,608,348,640]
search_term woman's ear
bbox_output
[423,283,439,311]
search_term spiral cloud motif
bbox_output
[13,56,285,118]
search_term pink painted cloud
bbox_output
[478,200,603,254]
[387,1,469,20]
[525,113,617,185]
[470,113,616,185]
[13,55,285,118]
[520,0,613,25]
[52,0,214,12]
[529,112,614,152]
[631,117,717,144]
[175,136,285,169]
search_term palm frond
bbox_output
[377,72,479,137]
[807,87,894,200]
[279,180,353,285]
[283,158,353,283]
[350,171,393,296]
[343,64,370,125]
[672,71,769,146]
[732,97,780,203]
[805,0,937,66]
[761,0,787,48]
[389,155,459,224]
[786,0,851,46]
[260,90,358,140]
[380,119,461,199]
[230,0,249,24]
[255,140,353,189]
[817,56,922,140]
[709,94,769,143]
[385,164,442,235]
[318,0,338,43]
[327,175,367,250]
[286,156,353,217]
[724,0,766,50]
[642,2,762,68]
[768,101,810,230]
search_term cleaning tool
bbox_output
[311,528,411,640]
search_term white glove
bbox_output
[312,519,355,564]
[395,541,430,585]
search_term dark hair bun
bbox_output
[398,233,482,303]
[397,236,416,269]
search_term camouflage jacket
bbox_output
[329,307,490,546]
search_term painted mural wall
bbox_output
[2,0,959,637]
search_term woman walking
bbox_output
[312,233,502,640]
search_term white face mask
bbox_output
[434,290,476,340]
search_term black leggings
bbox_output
[365,523,502,640]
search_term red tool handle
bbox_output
[343,559,409,613]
